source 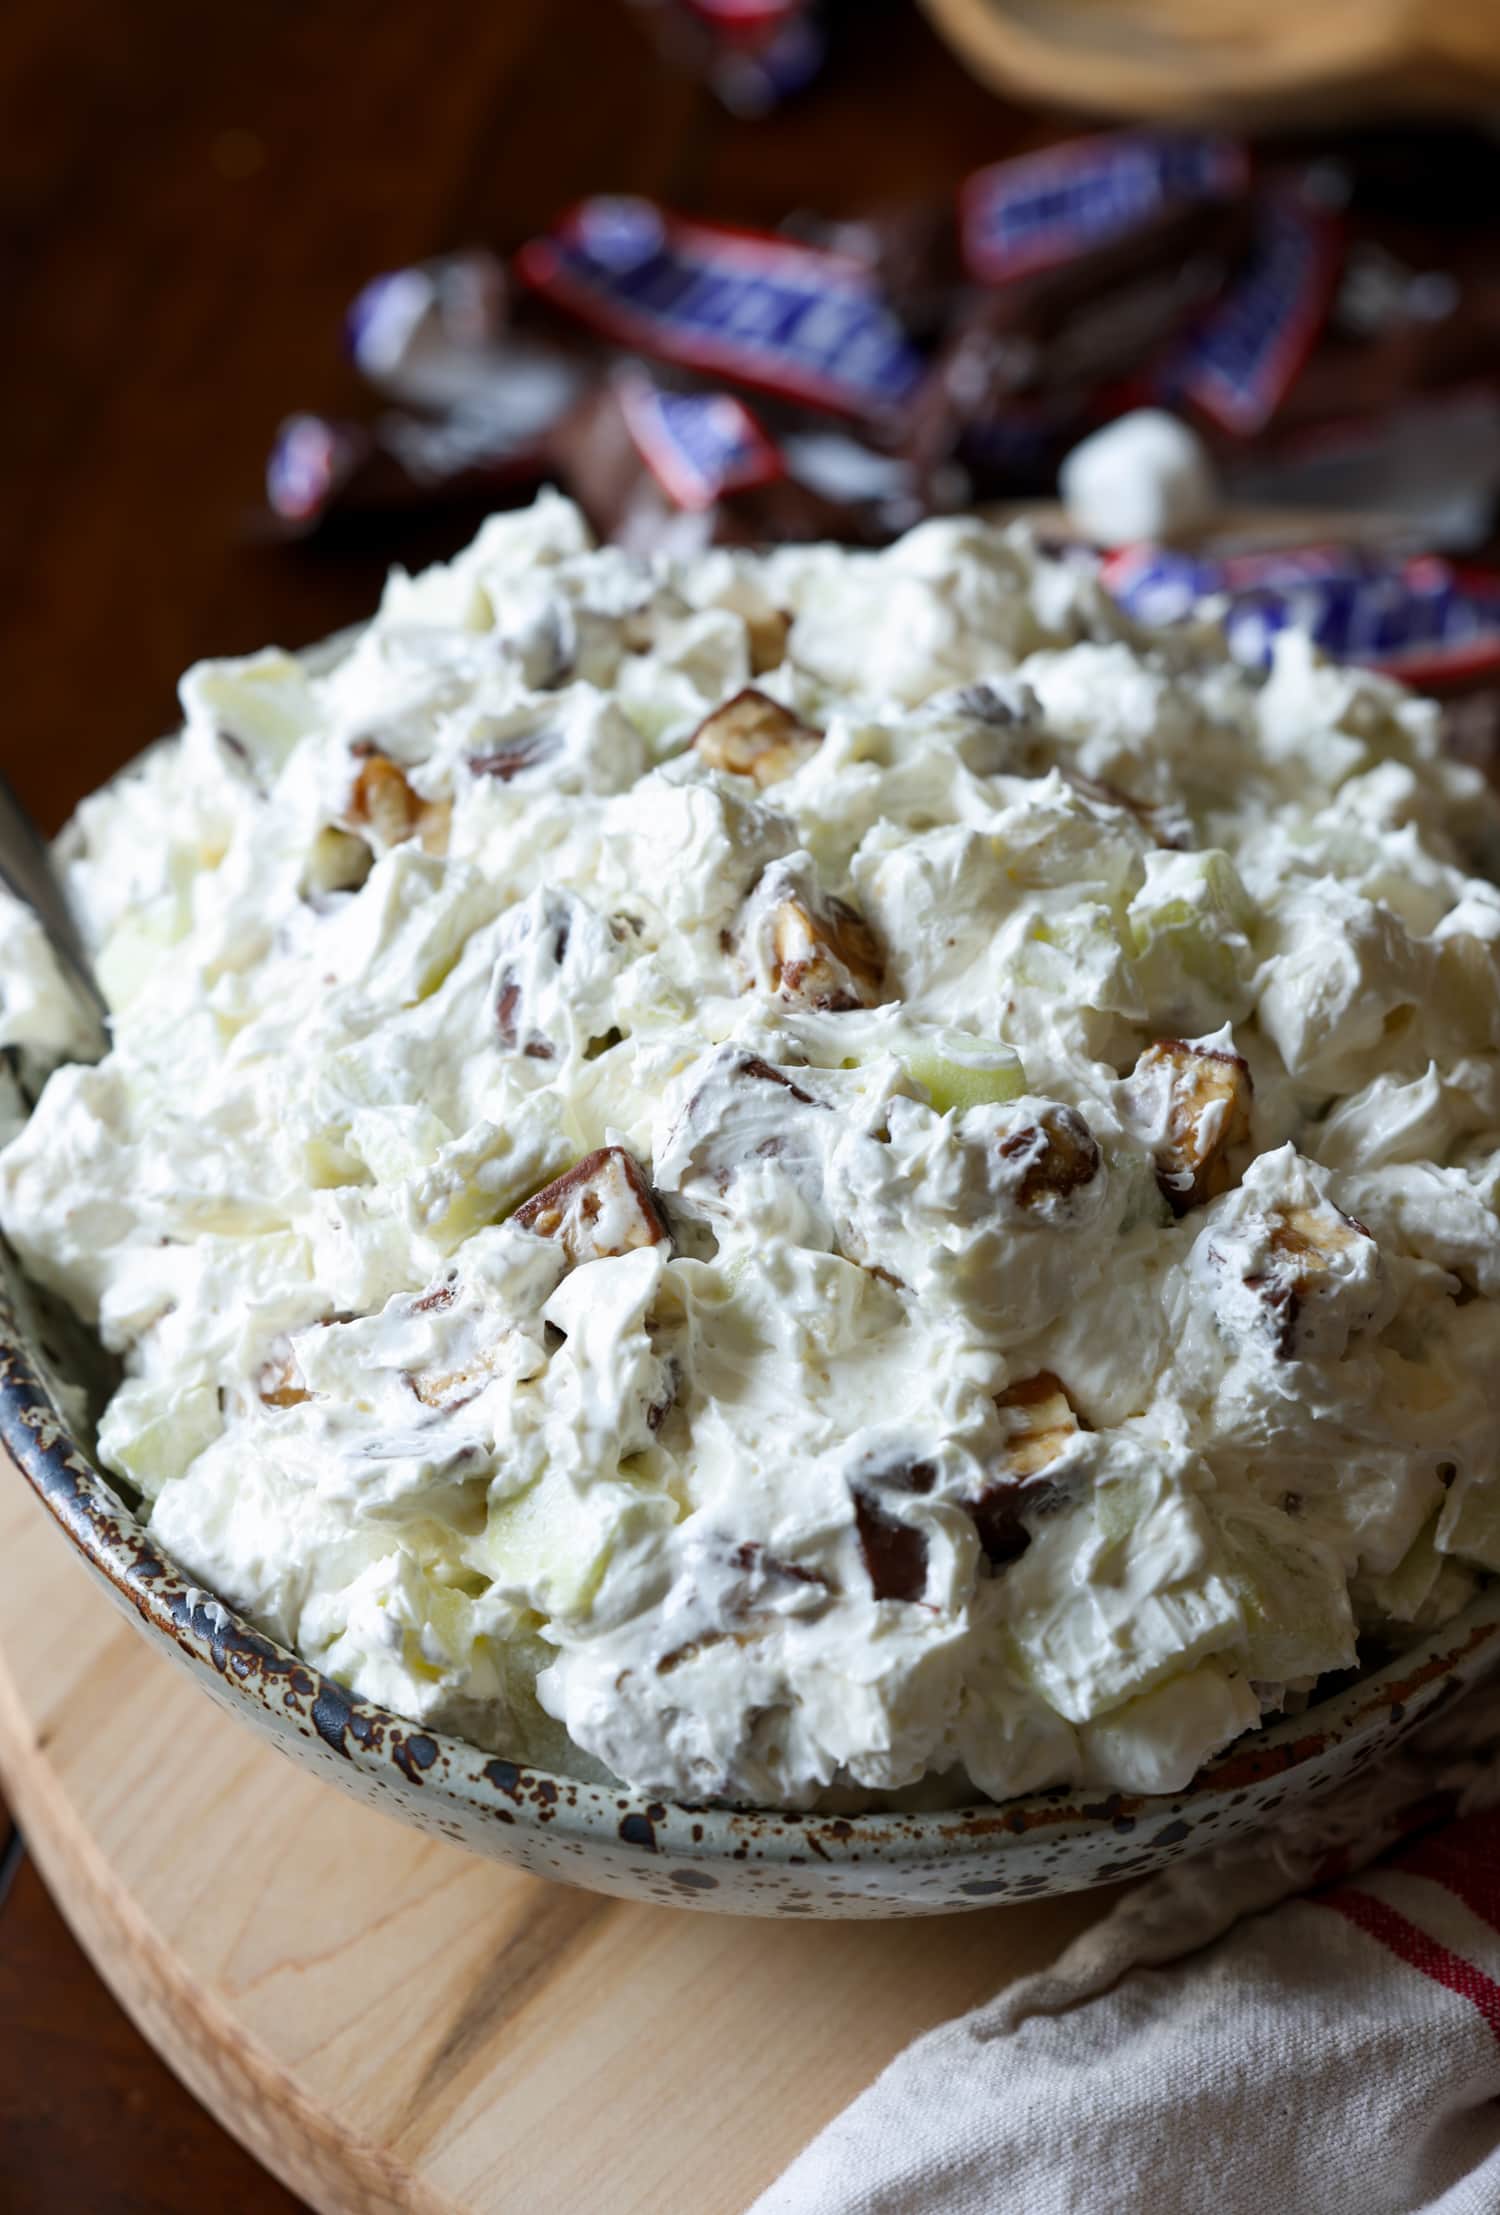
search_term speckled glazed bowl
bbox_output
[6,1239,1500,1918]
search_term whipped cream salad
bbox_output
[4,492,1499,1809]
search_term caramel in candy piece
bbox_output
[408,1338,508,1412]
[1134,1040,1253,1215]
[996,1102,1100,1208]
[692,687,820,789]
[345,748,450,854]
[514,1145,670,1267]
[257,1344,310,1409]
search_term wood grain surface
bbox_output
[0,1464,1121,2214]
[0,10,1064,2204]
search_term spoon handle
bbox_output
[0,772,110,1033]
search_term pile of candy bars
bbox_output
[267,126,1500,734]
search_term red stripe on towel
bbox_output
[1317,1884,1500,2045]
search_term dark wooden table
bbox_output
[0,6,1053,2206]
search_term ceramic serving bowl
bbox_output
[5,1239,1500,1919]
[7,624,1500,1919]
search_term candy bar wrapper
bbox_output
[1157,182,1344,437]
[516,197,924,422]
[549,367,927,551]
[908,197,1249,492]
[960,131,1247,288]
[346,250,510,407]
[345,250,592,441]
[267,406,557,533]
[778,202,964,342]
[1103,542,1500,691]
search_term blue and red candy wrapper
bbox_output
[960,132,1248,288]
[1103,542,1500,690]
[516,197,924,422]
[1158,185,1345,437]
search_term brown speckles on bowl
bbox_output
[3,1238,1500,1917]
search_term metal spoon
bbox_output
[0,770,110,1050]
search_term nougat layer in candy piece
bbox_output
[514,1145,671,1266]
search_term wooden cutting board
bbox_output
[0,1465,1122,2215]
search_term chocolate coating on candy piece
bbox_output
[729,1055,818,1105]
[996,1104,1101,1210]
[692,688,820,788]
[851,1490,929,1603]
[845,1453,938,1603]
[469,728,564,782]
[515,1147,671,1267]
[966,1374,1082,1568]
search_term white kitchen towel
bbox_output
[755,1686,1500,2215]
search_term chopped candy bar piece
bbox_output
[1131,1040,1253,1214]
[469,728,565,782]
[653,1046,833,1231]
[344,751,450,855]
[408,1338,509,1412]
[1194,1156,1387,1366]
[996,1103,1101,1210]
[692,687,820,788]
[257,1345,310,1409]
[740,854,884,1011]
[655,1537,828,1674]
[1255,1201,1376,1360]
[514,1146,670,1266]
[964,1379,1082,1567]
[745,607,792,675]
[994,1371,1082,1478]
[851,1489,929,1602]
[301,824,375,899]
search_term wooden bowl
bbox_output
[921,0,1500,123]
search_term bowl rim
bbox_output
[6,1289,1500,1873]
